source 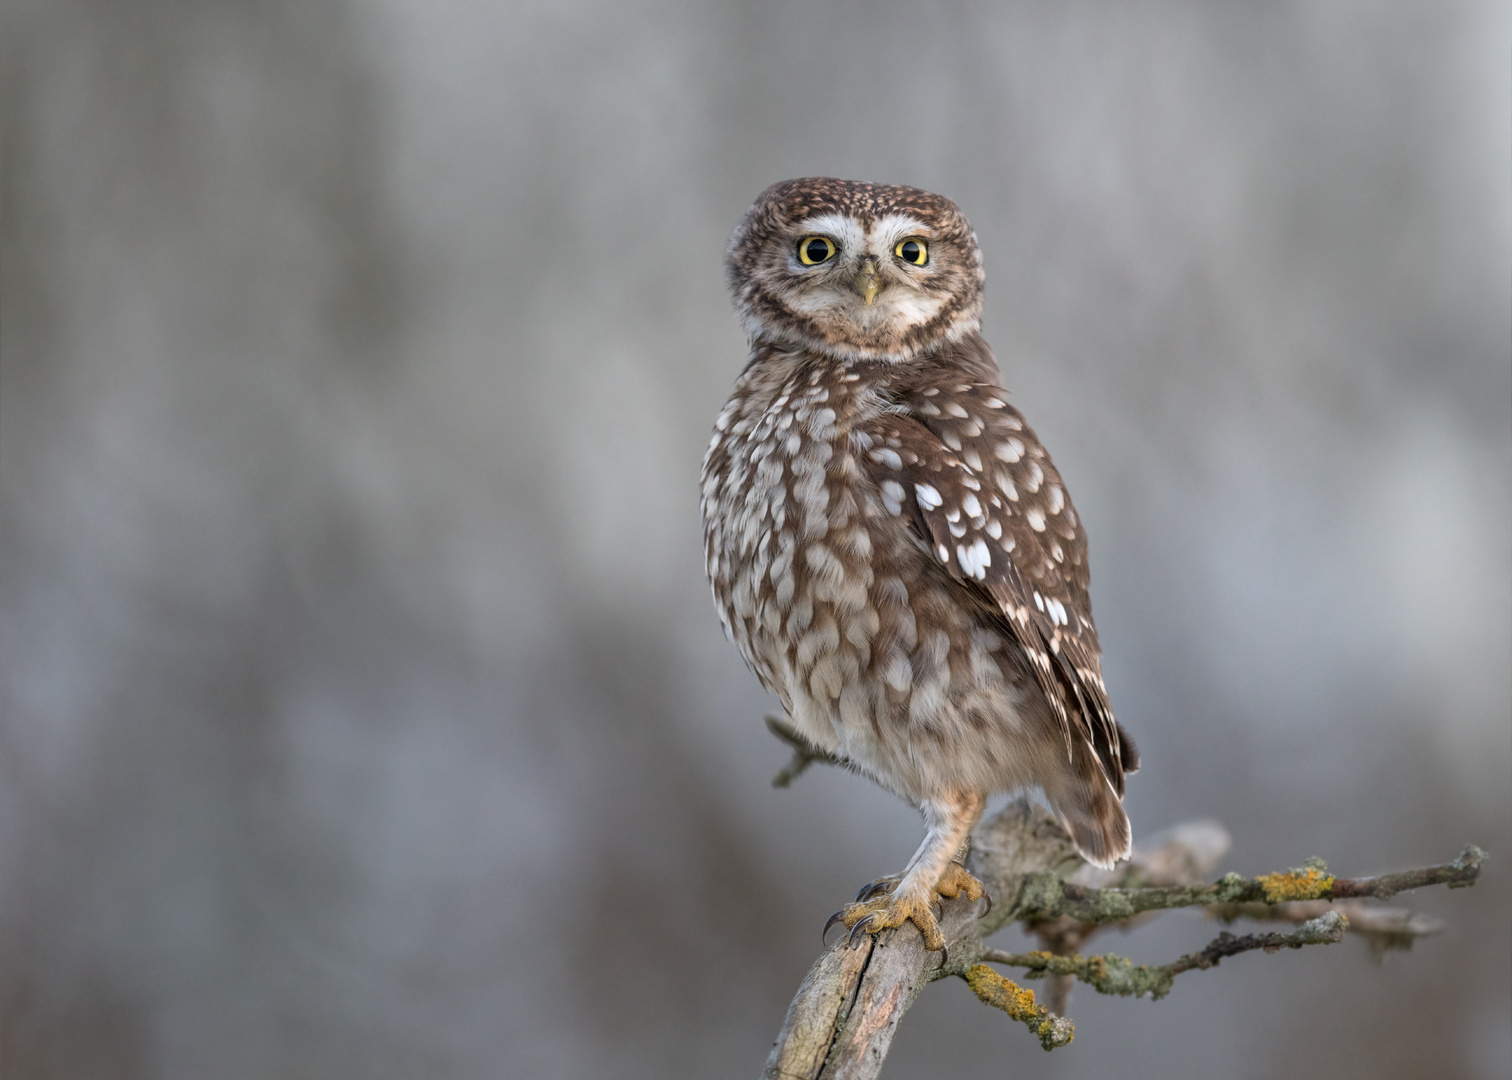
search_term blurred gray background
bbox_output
[3,1,1509,1077]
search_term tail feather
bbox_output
[1116,721,1140,775]
[1047,761,1131,869]
[1062,797,1131,869]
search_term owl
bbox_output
[701,178,1138,955]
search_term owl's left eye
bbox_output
[797,236,837,265]
[895,238,928,266]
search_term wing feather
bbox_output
[856,376,1128,794]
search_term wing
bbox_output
[856,375,1132,794]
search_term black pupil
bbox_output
[804,239,829,262]
[901,241,922,263]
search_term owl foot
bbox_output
[823,864,989,961]
[935,862,990,913]
[834,890,948,953]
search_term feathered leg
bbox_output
[832,790,987,953]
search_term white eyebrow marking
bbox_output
[790,212,865,259]
[870,213,933,254]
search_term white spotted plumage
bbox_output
[705,179,1138,943]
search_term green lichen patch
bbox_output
[1015,873,1064,918]
[1007,950,1177,1000]
[1213,872,1252,903]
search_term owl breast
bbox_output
[700,347,1050,803]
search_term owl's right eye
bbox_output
[796,236,837,265]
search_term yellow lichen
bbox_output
[1257,866,1334,903]
[963,965,1074,1049]
[965,964,1039,1018]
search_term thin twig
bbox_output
[1207,899,1444,959]
[1017,848,1485,924]
[1326,846,1487,899]
[765,714,842,788]
[960,965,1074,1050]
[1026,818,1232,1015]
[1168,911,1349,974]
[980,910,1349,1001]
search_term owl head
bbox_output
[726,178,985,362]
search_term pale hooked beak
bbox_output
[854,257,881,306]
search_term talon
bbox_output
[848,914,877,945]
[981,889,993,916]
[938,943,949,967]
[853,875,901,903]
[822,910,845,943]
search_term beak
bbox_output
[854,257,881,306]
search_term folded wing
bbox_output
[856,377,1135,795]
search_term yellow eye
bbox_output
[895,238,928,265]
[797,236,837,265]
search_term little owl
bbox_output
[701,178,1137,956]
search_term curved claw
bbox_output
[938,943,949,968]
[822,910,846,944]
[854,879,897,903]
[847,914,877,946]
[980,888,993,917]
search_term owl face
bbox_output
[727,178,985,362]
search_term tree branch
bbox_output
[979,910,1348,1001]
[960,964,1075,1050]
[1013,847,1484,924]
[1206,898,1445,960]
[758,728,1486,1078]
[766,715,842,789]
[762,800,1079,1079]
[1016,817,1232,1014]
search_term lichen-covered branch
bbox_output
[762,799,1077,1080]
[1017,818,1233,1015]
[1208,898,1444,959]
[1014,848,1485,924]
[1166,911,1348,975]
[961,965,1074,1050]
[980,910,1348,1001]
[758,726,1485,1078]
